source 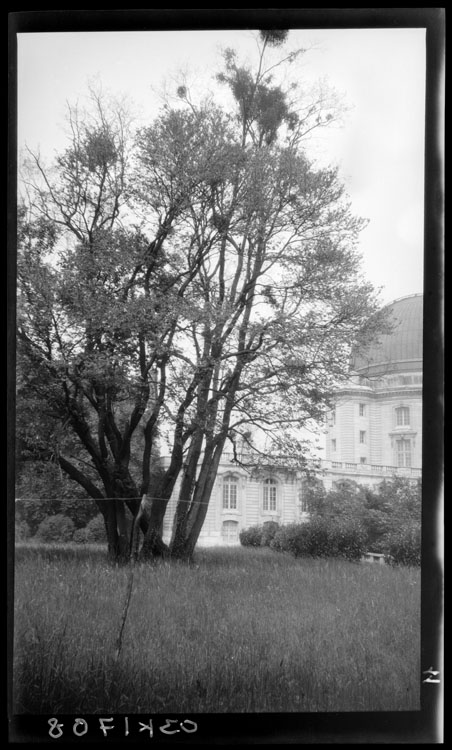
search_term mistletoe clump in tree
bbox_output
[18,32,390,562]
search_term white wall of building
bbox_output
[160,457,301,546]
[325,375,422,472]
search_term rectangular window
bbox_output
[263,480,277,511]
[396,406,410,426]
[331,409,336,426]
[331,438,337,452]
[359,430,366,444]
[270,488,276,511]
[359,403,366,417]
[223,479,237,510]
[396,439,412,467]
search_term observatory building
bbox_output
[162,294,423,545]
[322,293,423,488]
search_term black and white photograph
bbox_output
[8,9,444,744]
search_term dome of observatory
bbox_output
[351,294,423,376]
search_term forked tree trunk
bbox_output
[139,493,174,560]
[170,374,241,560]
[170,439,227,560]
[169,432,206,557]
[86,465,142,563]
[99,499,133,563]
[138,437,189,559]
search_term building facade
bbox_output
[162,452,304,546]
[162,294,423,545]
[323,294,423,489]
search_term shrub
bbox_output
[303,475,422,554]
[35,514,75,543]
[269,518,366,561]
[372,476,421,520]
[270,523,310,556]
[59,497,100,529]
[301,477,328,515]
[72,528,89,544]
[260,521,280,547]
[15,493,103,536]
[72,516,106,544]
[15,498,58,537]
[84,515,107,543]
[381,522,421,566]
[333,517,367,561]
[239,525,263,547]
[304,517,332,557]
[361,508,393,550]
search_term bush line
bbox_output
[240,518,420,566]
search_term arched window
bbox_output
[263,477,277,512]
[222,520,239,544]
[223,475,238,510]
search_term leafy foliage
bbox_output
[17,34,391,561]
[80,515,108,543]
[302,475,421,564]
[35,514,75,543]
[72,528,88,544]
[86,514,108,542]
[259,30,290,47]
[15,493,99,536]
[260,521,281,547]
[268,517,366,560]
[383,523,421,567]
[15,496,60,537]
[58,497,100,529]
[239,522,281,549]
[239,525,263,548]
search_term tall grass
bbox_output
[13,544,420,713]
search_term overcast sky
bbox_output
[17,28,426,305]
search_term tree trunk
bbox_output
[103,502,122,562]
[97,464,140,562]
[139,494,172,559]
[170,439,226,560]
[115,499,130,562]
[170,370,241,560]
[139,441,187,559]
[169,431,205,555]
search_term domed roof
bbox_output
[351,294,423,376]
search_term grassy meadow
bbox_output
[13,544,420,714]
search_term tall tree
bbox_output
[17,36,390,562]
